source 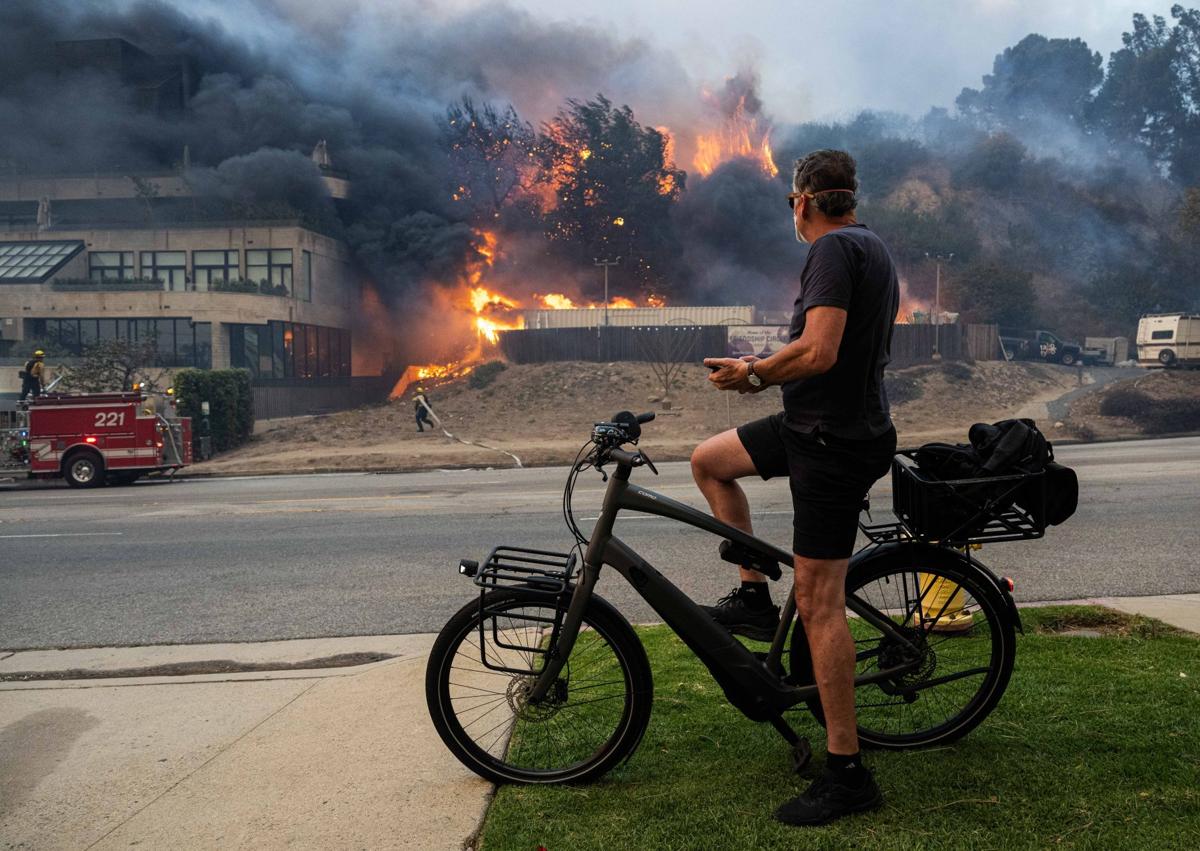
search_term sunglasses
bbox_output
[788,188,855,209]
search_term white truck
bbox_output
[1136,313,1200,368]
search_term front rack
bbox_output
[471,546,577,675]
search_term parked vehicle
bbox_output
[0,390,191,487]
[1082,336,1131,366]
[1136,313,1200,368]
[998,329,1083,366]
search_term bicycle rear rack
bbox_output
[471,546,577,675]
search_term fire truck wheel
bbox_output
[63,450,105,489]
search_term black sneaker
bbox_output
[700,587,780,642]
[774,769,884,826]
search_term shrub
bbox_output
[174,368,255,453]
[1143,398,1200,435]
[1099,387,1151,419]
[941,361,974,383]
[468,360,507,390]
[885,374,923,405]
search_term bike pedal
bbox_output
[790,737,813,774]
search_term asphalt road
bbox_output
[1,437,1197,649]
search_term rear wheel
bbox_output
[1060,350,1077,366]
[793,548,1015,749]
[426,588,653,784]
[63,450,104,489]
[1159,349,1177,367]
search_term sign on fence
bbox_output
[727,326,790,358]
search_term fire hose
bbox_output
[418,399,523,468]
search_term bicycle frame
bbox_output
[526,460,927,730]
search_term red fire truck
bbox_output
[1,391,192,487]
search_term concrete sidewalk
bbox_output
[0,634,491,850]
[1,595,1195,849]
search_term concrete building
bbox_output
[0,39,374,418]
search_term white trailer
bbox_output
[1136,313,1200,368]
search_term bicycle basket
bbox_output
[474,547,577,675]
[891,453,1046,544]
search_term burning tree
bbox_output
[442,98,539,222]
[537,96,685,299]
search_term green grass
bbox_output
[478,607,1199,850]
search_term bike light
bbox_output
[1002,577,1015,592]
[459,559,479,577]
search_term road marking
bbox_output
[0,532,124,539]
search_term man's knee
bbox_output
[792,556,848,623]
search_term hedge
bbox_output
[173,368,255,453]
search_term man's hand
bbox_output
[703,356,766,394]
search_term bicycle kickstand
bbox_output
[769,715,813,774]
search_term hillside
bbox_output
[189,360,1094,476]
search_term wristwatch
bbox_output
[746,361,763,388]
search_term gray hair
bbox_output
[793,149,858,217]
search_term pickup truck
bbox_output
[998,329,1083,366]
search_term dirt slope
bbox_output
[189,361,1091,476]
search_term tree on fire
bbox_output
[442,98,539,223]
[537,96,686,299]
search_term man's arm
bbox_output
[704,306,847,392]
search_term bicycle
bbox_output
[426,411,1047,785]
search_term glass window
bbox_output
[282,323,295,378]
[194,323,212,369]
[53,320,79,354]
[141,251,187,291]
[193,250,239,290]
[88,251,135,282]
[317,326,330,378]
[0,240,83,282]
[1151,329,1174,341]
[79,319,98,350]
[247,248,293,294]
[301,250,312,302]
[98,319,119,341]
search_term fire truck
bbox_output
[1,389,192,487]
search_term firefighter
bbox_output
[19,350,46,401]
[414,386,432,432]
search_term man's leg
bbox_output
[691,429,780,639]
[775,557,883,826]
[690,429,761,577]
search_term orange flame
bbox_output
[694,91,778,178]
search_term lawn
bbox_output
[478,607,1199,850]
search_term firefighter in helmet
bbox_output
[19,349,46,401]
[414,386,432,432]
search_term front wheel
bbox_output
[426,588,653,784]
[793,547,1016,749]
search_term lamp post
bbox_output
[594,257,619,358]
[925,252,953,361]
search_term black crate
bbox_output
[891,453,1046,544]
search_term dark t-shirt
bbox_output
[781,224,899,440]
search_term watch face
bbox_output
[747,369,762,387]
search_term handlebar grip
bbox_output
[636,412,655,424]
[608,448,641,466]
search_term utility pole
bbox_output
[925,252,953,361]
[594,257,619,359]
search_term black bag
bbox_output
[18,359,33,380]
[912,419,1076,538]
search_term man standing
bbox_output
[19,350,46,401]
[696,149,899,826]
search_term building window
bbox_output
[88,251,135,281]
[300,250,313,302]
[227,321,350,381]
[193,250,239,290]
[1151,330,1174,341]
[141,251,187,291]
[247,249,293,294]
[25,318,211,368]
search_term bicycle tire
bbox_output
[426,587,653,784]
[793,547,1016,749]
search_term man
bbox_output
[414,386,432,432]
[697,149,899,826]
[19,350,46,401]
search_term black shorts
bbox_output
[737,413,897,559]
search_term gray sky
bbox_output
[481,0,1179,120]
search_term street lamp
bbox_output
[925,252,954,361]
[593,257,620,358]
